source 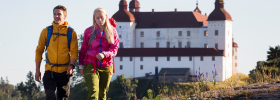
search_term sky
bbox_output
[0,0,280,86]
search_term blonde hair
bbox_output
[92,8,114,44]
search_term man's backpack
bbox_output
[45,25,74,78]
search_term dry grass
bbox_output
[155,73,271,100]
[139,71,280,100]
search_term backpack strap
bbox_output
[88,30,97,46]
[46,25,53,50]
[67,26,74,50]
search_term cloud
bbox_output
[0,42,2,46]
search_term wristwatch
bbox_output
[102,52,106,57]
[70,64,75,69]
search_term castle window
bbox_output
[235,56,237,60]
[130,57,133,61]
[167,56,170,61]
[141,42,144,48]
[204,44,208,48]
[120,42,124,48]
[187,31,191,36]
[141,31,144,37]
[178,56,181,61]
[120,65,123,70]
[215,43,218,49]
[155,56,158,61]
[189,56,192,61]
[157,31,160,37]
[167,42,170,48]
[187,42,191,48]
[204,31,208,36]
[235,48,237,52]
[140,65,143,70]
[120,57,123,61]
[212,56,215,61]
[178,42,182,48]
[156,42,159,48]
[178,31,182,36]
[119,26,121,28]
[140,56,143,61]
[200,56,203,61]
[119,35,122,38]
[215,30,218,36]
[235,63,237,67]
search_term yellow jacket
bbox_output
[35,21,78,73]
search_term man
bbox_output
[35,5,78,100]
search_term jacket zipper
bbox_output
[99,31,103,67]
[57,26,60,73]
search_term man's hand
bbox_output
[35,71,41,82]
[66,66,73,75]
[80,69,84,77]
[96,53,105,60]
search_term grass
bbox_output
[139,73,280,100]
[136,62,280,100]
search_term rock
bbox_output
[272,93,280,98]
[256,96,263,99]
[268,98,279,100]
[263,85,270,88]
[237,97,247,100]
[263,96,273,100]
[201,98,209,100]
[234,87,241,90]
[189,81,280,100]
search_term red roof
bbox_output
[112,0,136,22]
[129,11,208,28]
[116,48,224,57]
[208,0,232,21]
[112,10,135,22]
[233,42,238,47]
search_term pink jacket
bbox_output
[79,26,119,68]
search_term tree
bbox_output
[249,46,280,82]
[0,77,23,100]
[70,34,84,87]
[120,75,138,100]
[107,74,138,100]
[17,71,42,100]
[267,45,280,72]
[267,45,280,62]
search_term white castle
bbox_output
[111,0,238,82]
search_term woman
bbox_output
[79,8,119,100]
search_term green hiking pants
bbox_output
[84,63,113,100]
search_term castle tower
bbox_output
[112,0,137,48]
[207,0,233,80]
[129,0,140,12]
[232,38,238,75]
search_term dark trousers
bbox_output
[43,71,71,100]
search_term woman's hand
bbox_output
[96,53,105,60]
[80,69,84,77]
